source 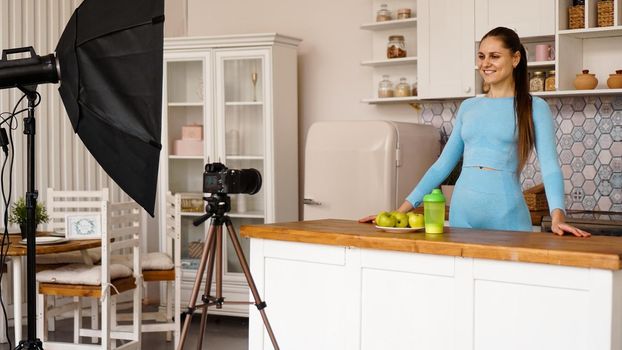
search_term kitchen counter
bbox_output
[242,219,622,350]
[241,219,622,270]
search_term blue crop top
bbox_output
[406,96,565,214]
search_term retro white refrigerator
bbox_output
[304,120,440,220]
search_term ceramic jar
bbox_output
[607,70,622,89]
[574,69,598,90]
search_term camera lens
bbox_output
[237,168,262,195]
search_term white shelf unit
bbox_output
[160,34,300,317]
[557,0,622,92]
[361,0,418,104]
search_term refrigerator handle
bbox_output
[303,198,322,206]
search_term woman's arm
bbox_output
[532,98,590,237]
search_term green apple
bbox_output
[392,212,409,228]
[407,212,424,228]
[376,211,396,227]
[375,211,389,224]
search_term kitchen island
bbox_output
[241,219,622,350]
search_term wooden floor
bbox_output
[0,315,248,350]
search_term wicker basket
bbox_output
[523,183,549,211]
[568,5,585,29]
[188,241,204,259]
[597,1,614,27]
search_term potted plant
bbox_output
[9,197,49,239]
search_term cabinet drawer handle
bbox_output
[303,198,322,206]
[464,86,471,93]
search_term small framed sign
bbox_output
[65,214,102,240]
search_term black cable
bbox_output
[0,92,34,348]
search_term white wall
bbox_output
[186,0,422,205]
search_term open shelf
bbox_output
[362,96,421,104]
[168,102,203,107]
[169,155,203,160]
[532,88,622,97]
[558,26,622,39]
[361,56,418,67]
[360,18,417,31]
[225,101,264,106]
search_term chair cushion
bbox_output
[36,263,133,285]
[142,252,174,270]
[111,252,174,271]
[36,248,102,265]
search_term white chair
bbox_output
[36,200,142,349]
[117,191,181,347]
[41,188,110,335]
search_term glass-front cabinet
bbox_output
[161,34,300,316]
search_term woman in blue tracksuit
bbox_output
[361,27,590,237]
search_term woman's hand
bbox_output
[358,201,415,224]
[358,215,376,223]
[550,209,591,237]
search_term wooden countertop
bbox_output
[241,219,622,270]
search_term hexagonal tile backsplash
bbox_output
[421,96,622,212]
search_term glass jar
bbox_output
[387,35,406,59]
[529,71,545,92]
[378,75,394,98]
[545,70,556,91]
[395,77,411,97]
[376,4,392,21]
[396,8,411,19]
[412,78,418,96]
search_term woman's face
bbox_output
[477,36,520,87]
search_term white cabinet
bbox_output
[475,0,556,39]
[361,0,419,104]
[361,0,476,102]
[418,0,475,99]
[249,238,622,350]
[160,34,300,316]
[556,0,622,94]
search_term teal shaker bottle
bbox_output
[423,189,446,234]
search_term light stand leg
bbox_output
[224,219,279,350]
[177,222,217,350]
[16,91,43,350]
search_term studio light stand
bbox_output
[15,86,43,350]
[177,193,279,350]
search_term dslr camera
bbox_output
[203,162,262,195]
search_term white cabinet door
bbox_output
[418,0,475,99]
[475,0,555,39]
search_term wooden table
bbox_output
[241,220,622,350]
[2,234,100,343]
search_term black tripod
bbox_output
[177,193,279,350]
[15,87,43,350]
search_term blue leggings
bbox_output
[449,167,532,232]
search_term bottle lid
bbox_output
[548,70,556,75]
[388,35,405,41]
[423,188,445,203]
[533,71,544,76]
[397,8,411,14]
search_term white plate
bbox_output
[375,225,424,233]
[19,236,67,245]
[50,229,66,237]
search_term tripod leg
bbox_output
[224,220,280,350]
[196,225,219,350]
[177,222,217,350]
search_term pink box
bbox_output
[182,125,203,140]
[174,139,203,156]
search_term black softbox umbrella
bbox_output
[56,0,164,216]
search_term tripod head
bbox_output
[193,192,231,227]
